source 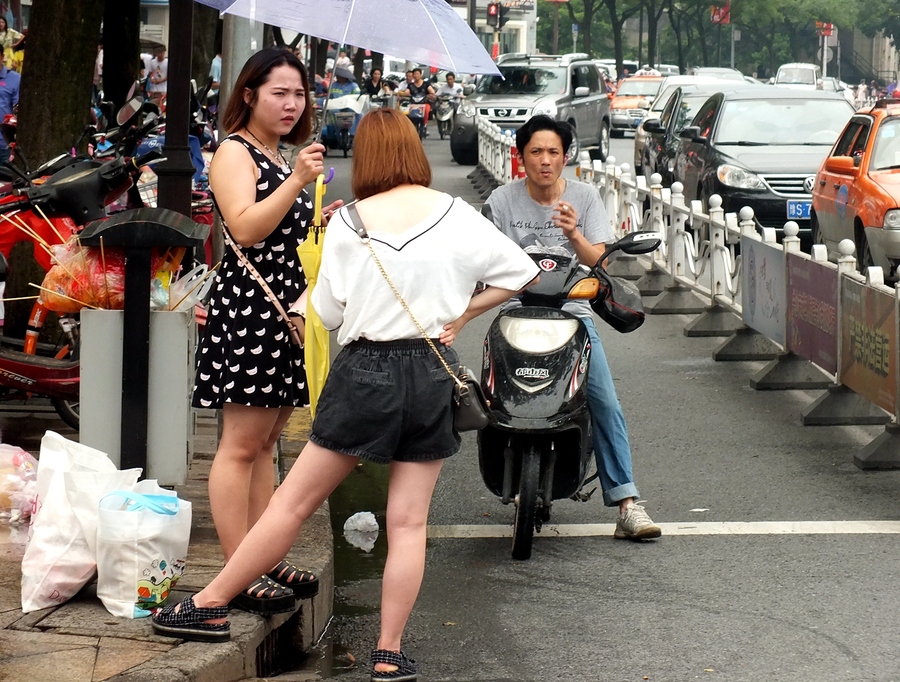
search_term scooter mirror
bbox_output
[125,80,140,102]
[618,231,662,255]
[116,95,144,126]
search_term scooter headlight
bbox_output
[499,317,580,354]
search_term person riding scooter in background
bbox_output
[400,68,435,134]
[484,115,662,542]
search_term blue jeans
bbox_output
[582,316,639,506]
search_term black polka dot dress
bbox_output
[192,134,311,409]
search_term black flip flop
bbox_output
[229,575,296,615]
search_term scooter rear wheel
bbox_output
[52,397,79,430]
[512,445,540,561]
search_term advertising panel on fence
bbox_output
[786,254,838,375]
[741,236,786,346]
[839,276,897,415]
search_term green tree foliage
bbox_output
[856,0,900,47]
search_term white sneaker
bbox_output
[614,504,661,541]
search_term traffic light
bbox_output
[497,3,511,30]
[486,2,499,28]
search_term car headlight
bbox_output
[716,164,765,190]
[499,317,579,354]
[885,209,900,229]
[531,100,558,117]
[458,100,476,118]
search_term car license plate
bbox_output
[786,200,811,220]
[633,117,642,127]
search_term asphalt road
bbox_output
[307,132,900,682]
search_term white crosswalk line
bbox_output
[427,520,900,538]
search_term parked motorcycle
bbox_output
[477,230,662,560]
[0,147,165,429]
[434,94,457,140]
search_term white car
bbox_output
[772,62,822,91]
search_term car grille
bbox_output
[627,109,644,117]
[759,174,814,198]
[478,107,530,123]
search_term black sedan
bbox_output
[641,82,762,187]
[671,89,854,234]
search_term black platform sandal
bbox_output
[267,559,320,599]
[370,649,417,682]
[151,595,230,643]
[229,575,296,615]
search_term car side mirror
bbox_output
[679,126,705,143]
[463,84,475,96]
[574,86,590,98]
[638,98,651,109]
[768,77,775,85]
[643,118,664,134]
[824,156,857,174]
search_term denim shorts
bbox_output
[309,338,461,464]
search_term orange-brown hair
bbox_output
[221,47,313,145]
[351,108,432,199]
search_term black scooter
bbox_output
[477,231,661,560]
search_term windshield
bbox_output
[871,118,900,171]
[476,66,567,96]
[615,79,661,97]
[715,99,851,145]
[777,67,818,85]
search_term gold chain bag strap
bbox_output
[226,231,303,347]
[346,204,490,431]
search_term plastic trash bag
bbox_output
[0,444,37,524]
[21,432,137,613]
[343,511,379,553]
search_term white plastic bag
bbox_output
[96,480,192,618]
[20,432,129,613]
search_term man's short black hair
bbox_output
[446,72,455,79]
[412,68,422,75]
[515,115,573,154]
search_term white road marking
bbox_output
[427,521,900,538]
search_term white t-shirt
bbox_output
[312,194,539,346]
[436,83,463,98]
[148,58,168,93]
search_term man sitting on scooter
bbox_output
[484,115,662,541]
[400,68,435,131]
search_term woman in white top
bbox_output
[154,108,539,682]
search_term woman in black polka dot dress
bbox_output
[191,48,341,615]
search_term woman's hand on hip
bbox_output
[292,143,326,188]
[439,315,469,347]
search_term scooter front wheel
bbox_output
[512,445,540,560]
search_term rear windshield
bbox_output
[715,99,852,145]
[871,118,900,171]
[476,66,567,96]
[776,67,818,85]
[615,79,661,97]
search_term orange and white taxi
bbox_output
[811,99,900,273]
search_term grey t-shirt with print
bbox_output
[485,178,614,317]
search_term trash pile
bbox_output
[0,443,37,524]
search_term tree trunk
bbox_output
[371,52,384,73]
[10,0,22,30]
[352,47,365,83]
[11,0,103,337]
[192,3,221,94]
[103,0,141,111]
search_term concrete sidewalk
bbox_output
[0,407,332,682]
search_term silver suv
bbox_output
[450,53,611,166]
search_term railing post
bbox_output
[707,194,725,302]
[669,182,686,284]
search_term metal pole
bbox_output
[822,34,827,79]
[155,0,193,218]
[221,14,265,116]
[468,0,477,32]
[730,23,735,69]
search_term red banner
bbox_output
[710,3,730,25]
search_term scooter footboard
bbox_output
[477,423,591,502]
